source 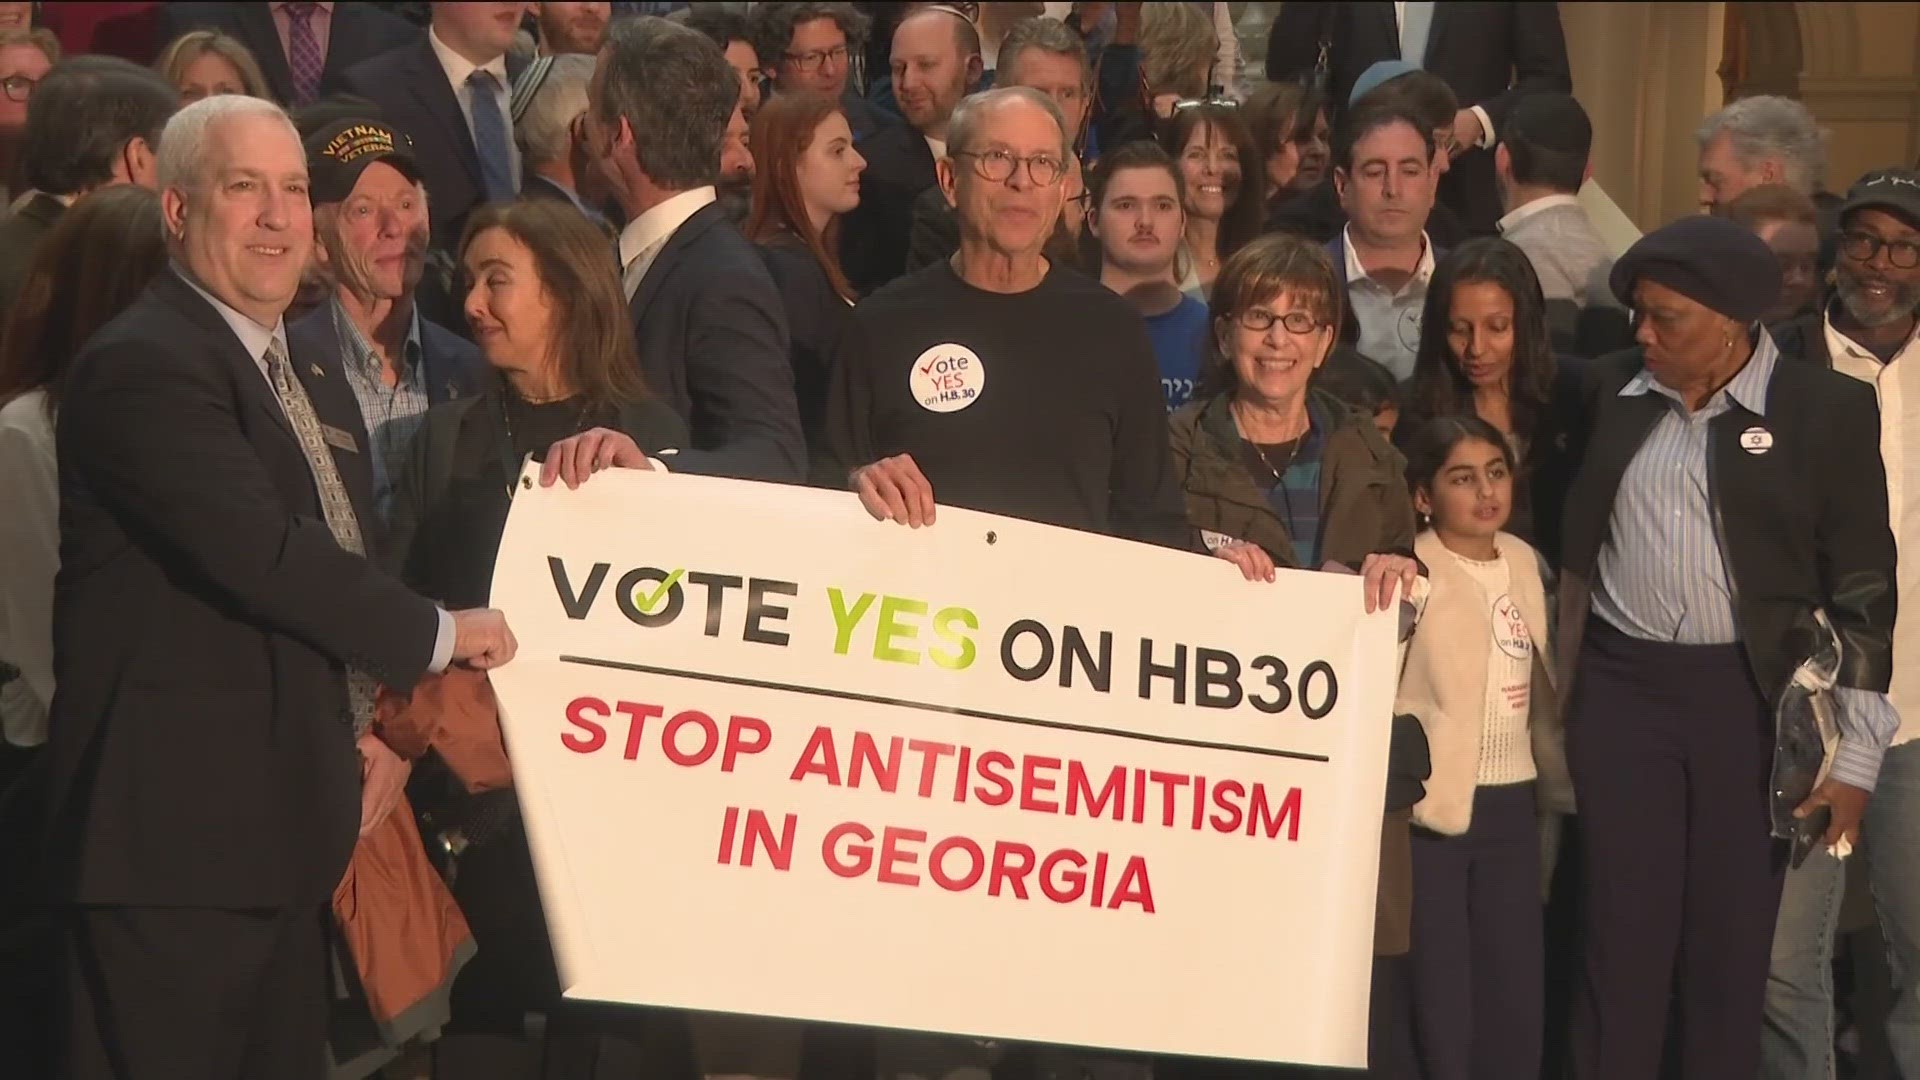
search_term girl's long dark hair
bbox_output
[0,186,167,414]
[1399,415,1515,530]
[1404,237,1556,446]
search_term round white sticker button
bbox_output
[1741,426,1774,454]
[909,343,986,413]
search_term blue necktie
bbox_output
[467,69,516,202]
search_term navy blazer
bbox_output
[286,303,488,411]
[159,2,419,108]
[329,38,528,249]
[628,201,805,482]
[1266,1,1572,235]
[42,271,441,909]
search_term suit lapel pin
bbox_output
[309,363,325,379]
[1740,425,1774,454]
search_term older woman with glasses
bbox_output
[1162,230,1424,1077]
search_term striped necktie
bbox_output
[468,69,517,203]
[264,338,379,734]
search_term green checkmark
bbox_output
[631,568,685,613]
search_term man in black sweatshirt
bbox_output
[824,84,1192,550]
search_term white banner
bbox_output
[486,466,1397,1068]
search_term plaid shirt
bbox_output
[1239,397,1332,569]
[331,299,431,527]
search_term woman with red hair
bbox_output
[746,89,865,483]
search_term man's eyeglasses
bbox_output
[1234,309,1323,334]
[1,74,36,103]
[783,45,848,74]
[1841,230,1920,270]
[952,149,1066,187]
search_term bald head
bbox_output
[891,6,982,139]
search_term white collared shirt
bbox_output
[1342,225,1436,382]
[1496,192,1582,235]
[174,265,288,386]
[1826,310,1920,744]
[619,186,718,300]
[428,25,519,185]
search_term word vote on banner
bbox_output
[486,466,1398,1069]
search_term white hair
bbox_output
[946,85,1070,162]
[517,54,596,169]
[1696,94,1828,194]
[155,93,299,195]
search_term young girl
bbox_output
[1396,416,1573,1080]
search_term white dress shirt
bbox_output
[428,25,520,185]
[1342,225,1437,381]
[174,267,455,672]
[1495,192,1583,235]
[0,389,55,747]
[619,185,718,300]
[1827,312,1920,745]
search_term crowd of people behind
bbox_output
[1,3,1919,1080]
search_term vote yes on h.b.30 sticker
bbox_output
[911,343,986,413]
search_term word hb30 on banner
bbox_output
[486,465,1398,1068]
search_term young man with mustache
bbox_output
[1089,140,1208,412]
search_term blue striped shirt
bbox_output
[1593,333,1898,789]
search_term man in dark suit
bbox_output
[0,56,174,329]
[329,2,528,249]
[1266,1,1571,236]
[589,15,803,482]
[43,93,515,1080]
[512,52,616,234]
[748,2,892,142]
[157,2,420,108]
[839,4,980,294]
[291,113,487,537]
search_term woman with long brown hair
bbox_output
[745,89,865,480]
[387,197,689,1074]
[1161,102,1265,297]
[0,185,166,774]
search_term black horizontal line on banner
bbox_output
[557,654,1333,763]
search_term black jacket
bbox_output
[0,192,65,331]
[628,201,805,482]
[1265,1,1572,236]
[329,38,528,249]
[160,1,419,107]
[840,119,939,295]
[42,271,442,908]
[1552,344,1896,710]
[755,233,850,486]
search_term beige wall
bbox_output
[1562,1,1920,230]
[1237,3,1919,229]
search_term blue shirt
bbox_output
[1144,295,1208,412]
[1593,332,1897,789]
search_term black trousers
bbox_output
[1565,622,1785,1080]
[58,904,330,1080]
[1407,782,1543,1080]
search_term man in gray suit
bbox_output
[1494,92,1613,310]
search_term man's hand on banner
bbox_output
[851,453,938,527]
[540,428,655,489]
[451,608,518,669]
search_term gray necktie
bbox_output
[468,69,516,203]
[265,338,380,734]
[1399,1,1436,65]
